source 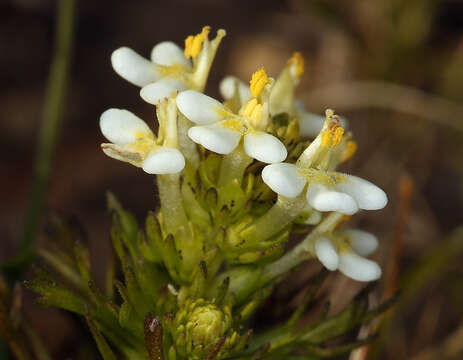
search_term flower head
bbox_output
[111,26,226,105]
[262,110,387,214]
[314,229,381,282]
[99,105,184,174]
[176,68,288,163]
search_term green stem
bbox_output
[2,0,75,276]
[261,212,344,283]
[239,195,306,243]
[157,174,188,235]
[218,143,252,188]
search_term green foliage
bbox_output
[27,190,397,359]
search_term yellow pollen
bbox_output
[332,127,344,147]
[288,52,305,78]
[249,68,268,97]
[321,111,344,148]
[321,131,332,147]
[184,26,210,59]
[341,140,357,163]
[242,98,262,121]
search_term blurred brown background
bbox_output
[2,0,463,358]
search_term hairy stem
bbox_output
[261,212,344,283]
[218,144,253,188]
[240,195,306,243]
[157,174,188,235]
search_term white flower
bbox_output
[262,162,387,215]
[176,68,288,164]
[111,27,226,104]
[261,110,387,214]
[99,108,185,174]
[314,229,381,282]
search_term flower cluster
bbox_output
[99,27,387,281]
[29,25,397,360]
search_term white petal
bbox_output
[188,124,241,154]
[111,47,159,87]
[140,79,186,105]
[142,147,185,174]
[345,229,378,256]
[150,41,191,68]
[176,90,228,125]
[244,132,287,163]
[315,237,339,271]
[219,76,251,105]
[100,109,152,145]
[338,252,382,282]
[297,111,325,138]
[306,183,358,215]
[335,174,388,210]
[261,163,306,198]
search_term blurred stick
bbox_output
[350,174,414,360]
[1,0,76,277]
[384,174,413,299]
[301,81,463,132]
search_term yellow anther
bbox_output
[321,115,343,148]
[288,52,305,78]
[321,131,332,147]
[242,98,262,121]
[184,26,210,59]
[332,127,344,147]
[249,68,268,97]
[341,140,357,163]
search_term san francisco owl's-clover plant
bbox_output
[28,26,396,359]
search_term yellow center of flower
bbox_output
[249,68,268,97]
[288,52,305,78]
[184,26,210,59]
[241,98,262,122]
[321,110,344,148]
[130,131,155,154]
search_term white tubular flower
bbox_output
[313,229,381,282]
[176,68,288,164]
[111,26,226,104]
[261,110,387,214]
[99,108,185,174]
[262,163,386,215]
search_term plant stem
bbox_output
[239,195,306,243]
[157,174,188,235]
[261,212,344,283]
[218,144,252,188]
[2,0,76,276]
